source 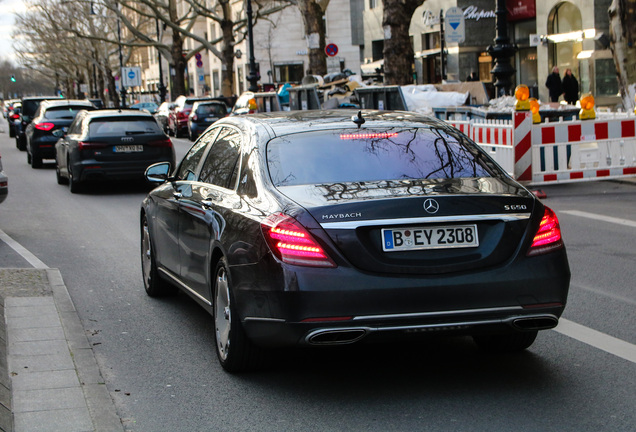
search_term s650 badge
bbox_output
[504,204,527,211]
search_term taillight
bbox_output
[261,213,336,268]
[147,138,173,147]
[527,206,564,256]
[34,122,55,131]
[10,114,19,120]
[78,141,108,151]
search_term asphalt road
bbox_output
[0,118,634,431]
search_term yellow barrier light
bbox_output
[514,85,530,111]
[529,98,541,123]
[579,93,596,120]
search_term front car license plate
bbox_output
[114,145,143,153]
[382,224,479,252]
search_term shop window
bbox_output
[595,58,619,97]
[274,63,304,84]
[478,53,492,83]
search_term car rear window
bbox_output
[44,106,92,119]
[267,127,498,187]
[196,104,226,117]
[23,100,45,116]
[89,119,162,136]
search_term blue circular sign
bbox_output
[128,70,136,79]
[325,43,338,57]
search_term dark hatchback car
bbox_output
[16,96,59,151]
[7,103,21,138]
[168,96,228,137]
[25,99,96,168]
[187,100,228,141]
[55,109,175,193]
[141,110,570,372]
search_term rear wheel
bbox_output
[68,164,83,193]
[31,153,42,169]
[55,160,68,185]
[141,215,175,297]
[213,258,266,372]
[472,330,538,352]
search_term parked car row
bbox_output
[4,95,175,194]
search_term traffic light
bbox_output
[10,75,16,82]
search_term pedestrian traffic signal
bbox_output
[10,75,16,82]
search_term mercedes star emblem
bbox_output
[423,198,440,214]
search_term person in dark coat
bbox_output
[562,68,579,105]
[545,66,563,102]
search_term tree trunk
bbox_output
[220,19,236,97]
[171,31,187,97]
[382,0,424,85]
[609,0,636,111]
[104,64,119,108]
[298,1,327,76]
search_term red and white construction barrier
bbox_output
[445,113,636,186]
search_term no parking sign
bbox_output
[325,43,338,57]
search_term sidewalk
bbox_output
[0,268,123,432]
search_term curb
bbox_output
[0,268,123,432]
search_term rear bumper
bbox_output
[74,157,175,182]
[233,249,570,347]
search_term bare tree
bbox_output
[382,0,425,85]
[291,0,330,76]
[609,0,636,111]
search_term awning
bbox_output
[416,48,441,58]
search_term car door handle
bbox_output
[201,199,213,208]
[173,192,183,199]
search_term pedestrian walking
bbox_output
[562,68,579,105]
[545,66,563,102]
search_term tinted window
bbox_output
[176,131,215,181]
[196,103,226,117]
[267,128,496,187]
[199,127,241,189]
[88,119,161,136]
[23,100,45,116]
[44,106,91,119]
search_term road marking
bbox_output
[0,228,49,269]
[560,210,636,228]
[554,318,636,364]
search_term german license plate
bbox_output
[382,224,478,252]
[114,145,143,153]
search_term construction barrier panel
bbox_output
[445,112,636,185]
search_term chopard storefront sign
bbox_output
[422,5,495,26]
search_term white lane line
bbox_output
[554,318,636,364]
[560,210,636,228]
[0,228,49,269]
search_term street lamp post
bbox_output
[487,0,517,96]
[117,11,127,108]
[156,19,167,103]
[246,0,259,92]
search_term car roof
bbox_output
[216,109,445,138]
[21,96,59,102]
[40,99,95,109]
[84,109,155,120]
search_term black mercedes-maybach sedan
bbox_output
[140,110,570,372]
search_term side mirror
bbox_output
[145,162,173,183]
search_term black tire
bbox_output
[26,151,31,165]
[68,165,83,193]
[17,137,26,151]
[472,330,538,353]
[31,153,42,169]
[213,258,266,372]
[55,161,68,185]
[141,215,175,297]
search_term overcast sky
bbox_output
[0,0,27,63]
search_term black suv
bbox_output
[25,99,96,168]
[187,100,228,141]
[16,96,59,151]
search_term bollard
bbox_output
[579,93,596,120]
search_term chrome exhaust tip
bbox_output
[511,315,559,331]
[306,328,368,345]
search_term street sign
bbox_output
[325,43,338,57]
[445,7,465,44]
[121,66,142,87]
[196,59,203,68]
